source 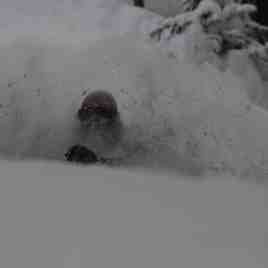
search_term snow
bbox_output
[145,0,187,17]
[1,27,268,178]
[0,160,267,268]
[0,0,267,267]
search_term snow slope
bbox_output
[0,160,267,268]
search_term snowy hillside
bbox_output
[0,0,267,267]
[0,160,267,268]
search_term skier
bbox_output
[66,90,123,165]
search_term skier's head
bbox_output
[77,90,119,126]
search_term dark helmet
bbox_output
[77,90,118,123]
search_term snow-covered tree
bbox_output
[150,0,268,58]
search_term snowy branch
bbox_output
[149,0,268,57]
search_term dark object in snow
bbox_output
[133,0,144,8]
[65,144,99,164]
[77,90,119,126]
[65,144,120,165]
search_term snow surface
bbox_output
[0,160,267,268]
[0,0,267,267]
